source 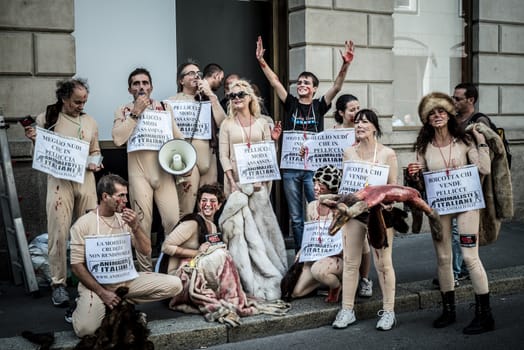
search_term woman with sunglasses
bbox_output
[218,79,287,300]
[219,79,281,195]
[165,61,227,218]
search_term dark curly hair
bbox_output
[45,78,89,130]
[196,183,226,206]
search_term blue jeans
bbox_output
[282,169,316,251]
[451,218,463,279]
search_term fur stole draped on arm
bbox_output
[467,123,513,245]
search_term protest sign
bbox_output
[423,164,485,215]
[299,220,342,262]
[280,130,314,170]
[234,141,280,183]
[127,110,174,152]
[303,128,355,169]
[165,100,212,140]
[33,127,89,183]
[85,233,139,284]
[339,160,389,194]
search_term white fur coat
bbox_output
[219,184,288,301]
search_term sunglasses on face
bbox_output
[227,91,248,100]
[182,70,203,78]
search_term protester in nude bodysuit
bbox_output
[24,78,103,307]
[332,109,399,331]
[408,92,493,335]
[112,67,184,271]
[166,61,227,217]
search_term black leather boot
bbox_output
[463,293,495,334]
[433,291,456,328]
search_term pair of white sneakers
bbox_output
[332,308,396,331]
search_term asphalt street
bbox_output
[206,292,524,350]
[0,220,522,347]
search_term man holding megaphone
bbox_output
[112,67,186,272]
[164,61,227,218]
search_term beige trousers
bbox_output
[47,174,97,286]
[433,210,489,294]
[177,139,218,217]
[72,272,182,337]
[341,220,396,311]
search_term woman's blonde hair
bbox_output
[226,79,261,118]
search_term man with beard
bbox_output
[69,174,182,337]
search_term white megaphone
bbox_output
[158,139,197,176]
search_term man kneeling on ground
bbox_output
[70,174,182,337]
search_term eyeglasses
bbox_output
[452,96,466,102]
[182,70,203,78]
[112,193,127,199]
[227,91,248,100]
[297,79,313,86]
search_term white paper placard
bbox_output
[165,100,212,140]
[303,128,355,170]
[280,130,315,170]
[339,160,390,194]
[127,110,174,152]
[32,127,89,184]
[234,141,280,183]
[423,164,485,215]
[299,220,342,262]
[85,233,139,284]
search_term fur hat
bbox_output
[418,92,455,124]
[314,165,341,193]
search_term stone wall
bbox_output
[288,0,394,129]
[1,1,522,280]
[288,0,523,221]
[474,0,524,218]
[0,0,76,244]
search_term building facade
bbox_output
[1,0,522,278]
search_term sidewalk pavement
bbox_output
[1,220,523,350]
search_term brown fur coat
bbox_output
[468,123,513,245]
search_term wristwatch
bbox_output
[129,113,139,120]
